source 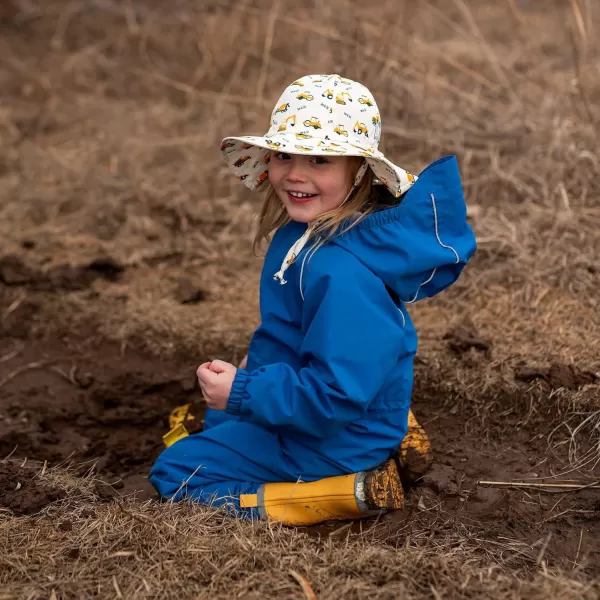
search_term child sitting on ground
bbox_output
[149,74,476,525]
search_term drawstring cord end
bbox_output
[272,227,313,286]
[273,271,287,285]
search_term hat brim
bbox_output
[221,133,416,197]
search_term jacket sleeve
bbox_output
[225,253,406,439]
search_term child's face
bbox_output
[268,151,360,223]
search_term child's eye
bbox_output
[274,152,291,160]
[311,156,329,165]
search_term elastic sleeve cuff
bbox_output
[226,369,251,415]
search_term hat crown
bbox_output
[266,74,382,150]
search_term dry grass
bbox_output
[0,0,599,596]
[0,463,596,599]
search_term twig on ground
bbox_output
[536,532,552,565]
[115,498,176,531]
[0,361,51,389]
[2,446,18,461]
[0,359,93,390]
[112,575,123,599]
[478,480,600,492]
[573,528,584,568]
[1,294,26,322]
[48,364,94,388]
[0,343,24,363]
[289,570,317,600]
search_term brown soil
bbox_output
[514,363,598,390]
[0,461,64,515]
[393,401,600,571]
[1,335,599,573]
[0,337,196,497]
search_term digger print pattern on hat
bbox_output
[221,74,417,198]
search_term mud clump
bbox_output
[515,363,598,390]
[0,255,124,291]
[176,277,208,304]
[444,323,492,358]
[93,480,119,502]
[422,464,461,497]
[0,255,38,285]
[45,257,124,291]
[0,462,65,515]
[399,446,434,485]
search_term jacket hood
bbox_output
[332,156,476,303]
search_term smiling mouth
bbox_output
[286,191,318,203]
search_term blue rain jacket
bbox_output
[224,155,476,473]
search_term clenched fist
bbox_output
[196,359,237,411]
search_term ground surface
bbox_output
[0,0,599,598]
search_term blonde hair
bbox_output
[253,159,379,255]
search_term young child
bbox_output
[149,74,476,525]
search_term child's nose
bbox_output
[286,160,307,182]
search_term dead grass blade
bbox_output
[289,570,317,600]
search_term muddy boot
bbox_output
[397,409,433,485]
[163,402,205,448]
[239,458,404,526]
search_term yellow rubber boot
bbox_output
[398,409,433,484]
[239,458,404,526]
[163,402,205,448]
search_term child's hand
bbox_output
[196,360,237,411]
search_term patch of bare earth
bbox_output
[0,0,599,597]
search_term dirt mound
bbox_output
[444,322,492,357]
[0,254,124,291]
[0,462,64,515]
[515,363,598,390]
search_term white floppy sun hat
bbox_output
[221,74,416,197]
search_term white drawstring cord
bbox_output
[273,226,313,284]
